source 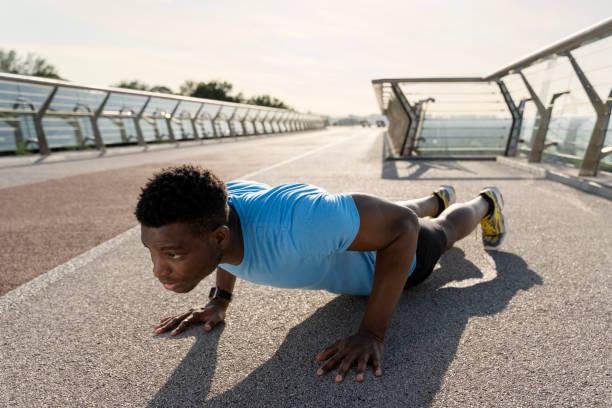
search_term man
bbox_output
[137,164,505,383]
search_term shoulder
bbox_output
[226,180,272,196]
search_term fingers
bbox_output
[153,311,192,334]
[171,315,194,336]
[203,315,223,332]
[355,355,369,383]
[372,350,383,377]
[335,352,359,384]
[315,341,340,362]
[316,353,344,377]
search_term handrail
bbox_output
[485,17,612,80]
[372,17,612,85]
[0,72,325,122]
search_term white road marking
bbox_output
[239,132,362,179]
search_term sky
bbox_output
[1,0,610,116]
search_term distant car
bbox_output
[360,120,371,127]
[376,120,386,127]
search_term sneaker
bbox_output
[433,185,456,215]
[479,187,506,250]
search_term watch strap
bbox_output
[209,287,232,302]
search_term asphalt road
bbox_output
[1,128,610,407]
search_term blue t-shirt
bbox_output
[218,180,416,296]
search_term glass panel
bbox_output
[48,87,106,113]
[0,80,53,111]
[243,121,255,135]
[104,93,148,115]
[198,119,215,138]
[214,119,230,137]
[399,82,511,156]
[42,116,96,148]
[219,105,236,118]
[229,120,243,135]
[143,97,178,116]
[175,101,201,117]
[200,103,221,118]
[171,118,196,140]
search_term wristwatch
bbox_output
[209,287,233,302]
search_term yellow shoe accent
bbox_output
[479,187,506,251]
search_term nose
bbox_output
[152,257,171,281]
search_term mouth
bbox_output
[162,282,178,291]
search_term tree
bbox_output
[179,80,244,103]
[247,94,291,109]
[149,85,173,94]
[112,80,149,91]
[0,49,63,79]
[112,80,174,94]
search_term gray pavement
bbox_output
[1,128,611,407]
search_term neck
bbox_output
[221,205,244,265]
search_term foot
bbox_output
[433,185,456,216]
[479,187,506,251]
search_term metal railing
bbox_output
[0,73,326,156]
[373,17,612,176]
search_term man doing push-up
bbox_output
[136,165,506,383]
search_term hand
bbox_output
[153,300,228,336]
[315,331,384,383]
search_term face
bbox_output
[140,222,228,293]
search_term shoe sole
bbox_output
[483,226,507,251]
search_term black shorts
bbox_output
[405,218,448,288]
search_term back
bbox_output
[219,180,413,295]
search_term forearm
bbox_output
[359,225,418,341]
[215,267,236,294]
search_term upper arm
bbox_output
[347,193,419,252]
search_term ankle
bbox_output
[479,194,495,218]
[433,193,445,217]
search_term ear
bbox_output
[211,225,231,247]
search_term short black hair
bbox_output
[135,164,228,231]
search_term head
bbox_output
[135,165,230,293]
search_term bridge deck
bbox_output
[1,128,610,407]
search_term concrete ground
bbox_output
[0,128,610,407]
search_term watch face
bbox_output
[209,287,231,301]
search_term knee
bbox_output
[434,218,456,249]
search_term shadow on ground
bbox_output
[148,250,542,408]
[381,160,542,181]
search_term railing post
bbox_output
[270,112,279,133]
[518,71,568,163]
[191,104,204,140]
[389,83,418,156]
[497,79,522,157]
[91,92,110,153]
[212,106,223,137]
[289,113,297,132]
[166,101,180,143]
[134,97,150,147]
[411,98,434,154]
[251,110,261,135]
[33,86,57,155]
[240,109,250,135]
[563,52,612,176]
[261,111,271,134]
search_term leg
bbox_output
[435,196,489,248]
[395,195,440,218]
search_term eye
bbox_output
[167,252,183,260]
